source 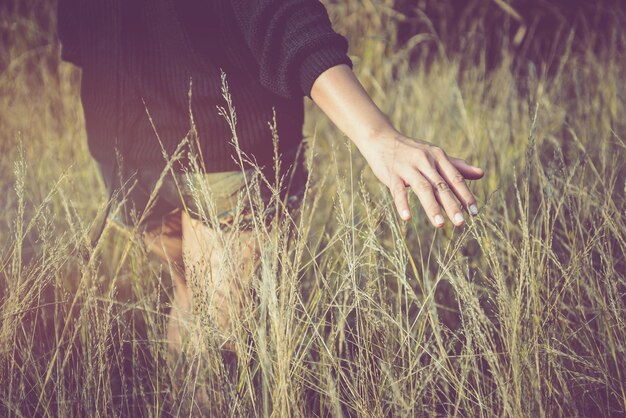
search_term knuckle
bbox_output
[394,195,407,208]
[413,149,429,163]
[451,174,465,185]
[428,203,441,213]
[390,184,405,198]
[430,146,445,158]
[414,179,433,192]
[443,202,460,214]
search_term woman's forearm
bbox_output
[310,64,398,149]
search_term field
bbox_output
[1,1,625,416]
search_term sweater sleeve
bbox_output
[228,0,352,99]
[57,0,84,66]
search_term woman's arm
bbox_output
[310,64,484,228]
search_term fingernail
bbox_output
[454,213,464,224]
[402,210,410,220]
[434,214,445,226]
[469,204,478,216]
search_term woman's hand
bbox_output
[356,131,484,227]
[310,64,484,227]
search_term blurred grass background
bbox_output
[1,0,625,416]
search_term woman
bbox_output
[57,0,484,357]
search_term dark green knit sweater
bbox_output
[57,0,352,172]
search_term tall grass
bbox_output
[1,1,625,416]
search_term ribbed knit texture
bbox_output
[57,0,352,172]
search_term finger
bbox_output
[403,171,445,227]
[436,158,479,216]
[389,176,411,221]
[418,165,465,227]
[449,157,484,180]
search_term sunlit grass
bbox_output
[1,1,625,416]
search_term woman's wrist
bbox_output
[352,118,401,150]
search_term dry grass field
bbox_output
[1,0,625,416]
